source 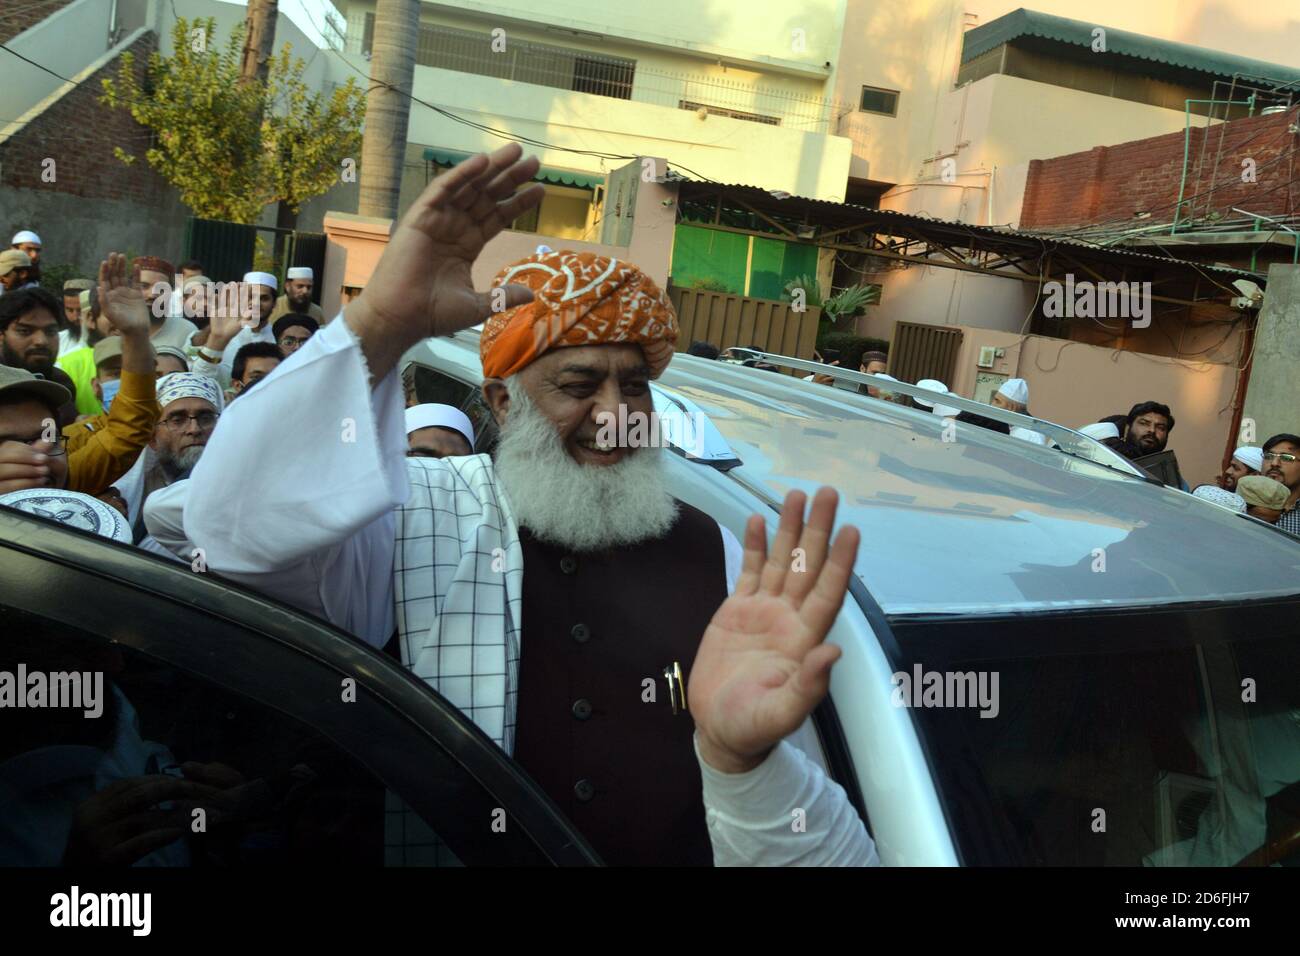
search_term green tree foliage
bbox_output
[101,18,365,224]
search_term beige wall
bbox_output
[876,73,1196,224]
[876,319,1240,486]
[535,187,594,240]
[857,265,1038,340]
[830,0,1298,219]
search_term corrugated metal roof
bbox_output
[962,8,1300,86]
[669,176,1260,281]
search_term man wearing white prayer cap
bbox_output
[1218,445,1263,493]
[191,270,278,387]
[11,230,42,285]
[113,371,224,543]
[270,265,325,326]
[405,403,475,458]
[913,378,960,418]
[1079,422,1119,442]
[989,376,1047,445]
[1191,485,1247,514]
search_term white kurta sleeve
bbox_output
[697,735,880,866]
[158,313,409,647]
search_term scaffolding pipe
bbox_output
[1172,97,1256,235]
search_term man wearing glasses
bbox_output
[1261,433,1300,538]
[112,371,223,543]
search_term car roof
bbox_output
[408,334,1300,617]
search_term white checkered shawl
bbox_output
[394,453,525,754]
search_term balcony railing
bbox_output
[344,20,844,130]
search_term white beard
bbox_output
[493,377,679,553]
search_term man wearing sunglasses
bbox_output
[1261,433,1300,538]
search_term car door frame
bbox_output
[0,508,601,866]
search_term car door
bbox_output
[0,508,599,866]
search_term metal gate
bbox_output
[183,218,255,283]
[184,218,326,302]
[889,321,963,386]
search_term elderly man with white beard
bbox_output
[145,144,876,867]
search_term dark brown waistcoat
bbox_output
[512,501,727,866]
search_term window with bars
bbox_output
[362,17,636,101]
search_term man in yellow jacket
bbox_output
[62,257,160,495]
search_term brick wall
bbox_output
[0,0,75,45]
[1,29,191,274]
[0,30,172,208]
[1020,106,1300,230]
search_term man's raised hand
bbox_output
[347,143,545,379]
[98,253,151,338]
[688,488,860,774]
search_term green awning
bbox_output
[423,148,604,189]
[962,8,1300,85]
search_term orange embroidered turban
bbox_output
[480,250,678,380]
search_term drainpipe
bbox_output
[1171,97,1256,235]
[987,165,996,225]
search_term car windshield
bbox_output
[889,600,1300,866]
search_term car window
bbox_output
[407,363,499,454]
[891,600,1300,865]
[0,521,596,867]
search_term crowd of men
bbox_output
[1,143,1298,867]
[0,232,327,541]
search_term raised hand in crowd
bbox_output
[98,253,152,339]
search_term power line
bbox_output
[1,42,75,83]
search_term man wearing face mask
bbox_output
[56,286,112,417]
[60,255,161,496]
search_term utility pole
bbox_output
[241,1,296,262]
[359,0,419,221]
[240,0,279,89]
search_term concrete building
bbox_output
[0,0,333,273]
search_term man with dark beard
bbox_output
[0,287,78,426]
[269,266,324,326]
[147,144,875,867]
